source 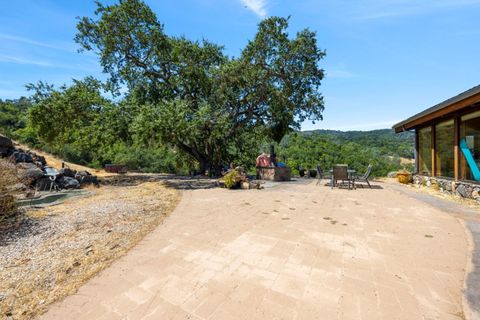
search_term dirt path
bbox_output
[39,181,471,319]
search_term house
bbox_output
[393,85,480,197]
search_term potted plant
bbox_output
[397,169,411,184]
[299,167,306,177]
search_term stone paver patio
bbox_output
[41,181,474,320]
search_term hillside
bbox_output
[301,129,415,159]
[13,141,110,177]
[276,128,415,177]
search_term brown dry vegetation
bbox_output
[0,160,19,225]
[14,142,111,177]
[0,181,180,319]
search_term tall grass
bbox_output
[0,160,18,224]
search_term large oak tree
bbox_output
[76,0,325,174]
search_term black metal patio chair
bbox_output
[316,165,331,185]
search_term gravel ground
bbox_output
[0,181,180,319]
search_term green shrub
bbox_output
[223,170,239,189]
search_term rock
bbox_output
[0,146,13,157]
[6,183,27,192]
[58,176,80,189]
[59,168,76,178]
[31,154,46,167]
[35,177,55,191]
[10,151,33,163]
[16,162,39,170]
[455,184,468,198]
[0,134,13,148]
[240,181,250,190]
[387,171,398,178]
[465,185,474,198]
[17,166,44,185]
[75,174,99,187]
[472,188,480,199]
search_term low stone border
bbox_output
[413,175,480,202]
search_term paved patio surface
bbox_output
[41,180,472,320]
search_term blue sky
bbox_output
[1,0,480,131]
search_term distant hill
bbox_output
[276,128,415,177]
[301,129,415,159]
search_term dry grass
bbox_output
[14,142,112,177]
[0,181,180,319]
[0,160,19,225]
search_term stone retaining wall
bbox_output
[413,175,480,202]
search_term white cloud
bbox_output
[0,54,52,67]
[0,33,74,52]
[240,0,267,17]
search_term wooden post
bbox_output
[431,124,436,177]
[454,117,460,182]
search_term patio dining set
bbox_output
[316,164,373,190]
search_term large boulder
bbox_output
[16,162,40,170]
[57,176,80,189]
[0,135,13,148]
[35,177,54,191]
[17,163,44,186]
[75,170,99,187]
[0,147,13,157]
[59,168,76,178]
[10,151,33,163]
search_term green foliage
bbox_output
[75,0,326,174]
[0,97,31,138]
[303,129,414,158]
[273,129,414,177]
[19,78,189,173]
[223,170,239,189]
[0,0,413,179]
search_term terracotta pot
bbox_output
[397,172,411,184]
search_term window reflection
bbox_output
[418,127,431,175]
[435,120,455,178]
[460,111,480,181]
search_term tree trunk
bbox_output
[198,158,210,176]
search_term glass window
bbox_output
[435,120,455,178]
[460,110,480,181]
[418,127,432,175]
